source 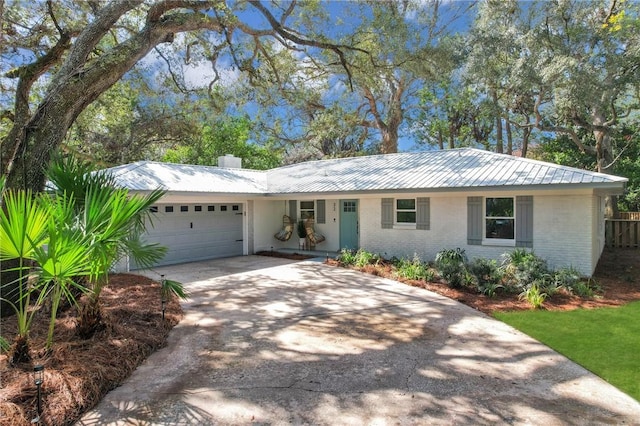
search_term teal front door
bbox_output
[339,200,359,250]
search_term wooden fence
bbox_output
[606,219,640,248]
[619,212,640,220]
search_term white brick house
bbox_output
[106,148,625,276]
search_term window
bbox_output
[165,206,174,213]
[382,198,429,230]
[150,206,158,213]
[195,205,202,212]
[180,205,188,212]
[300,201,315,220]
[208,205,215,212]
[232,205,239,211]
[468,196,532,247]
[396,199,416,224]
[485,198,514,240]
[343,201,356,213]
[221,205,227,211]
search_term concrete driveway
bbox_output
[78,256,640,425]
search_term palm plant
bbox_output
[34,193,95,348]
[0,180,98,359]
[46,156,167,337]
[0,188,50,363]
[0,156,169,360]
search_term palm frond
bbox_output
[0,190,50,261]
[161,279,189,300]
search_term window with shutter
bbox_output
[515,196,533,247]
[467,196,534,247]
[381,198,393,229]
[316,200,326,224]
[467,197,482,245]
[289,200,297,222]
[417,197,430,230]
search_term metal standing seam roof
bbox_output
[265,148,627,194]
[106,148,627,195]
[106,161,268,193]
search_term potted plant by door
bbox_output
[297,220,307,250]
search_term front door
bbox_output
[339,200,358,250]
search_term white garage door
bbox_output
[132,203,244,269]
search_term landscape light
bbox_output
[32,364,44,423]
[161,274,166,320]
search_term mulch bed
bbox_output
[0,274,182,426]
[255,250,315,261]
[323,248,640,315]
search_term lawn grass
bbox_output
[494,301,640,402]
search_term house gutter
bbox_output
[261,181,627,198]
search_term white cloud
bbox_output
[182,61,241,89]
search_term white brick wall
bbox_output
[358,192,600,276]
[360,196,467,261]
[533,194,594,274]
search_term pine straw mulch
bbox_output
[255,250,315,261]
[0,274,183,426]
[324,248,640,315]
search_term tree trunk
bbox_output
[10,334,31,366]
[380,126,399,154]
[362,76,404,154]
[492,89,503,153]
[594,131,618,218]
[77,297,104,339]
[505,117,513,155]
[593,110,618,218]
[521,127,531,158]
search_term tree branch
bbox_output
[247,0,368,91]
[362,86,387,132]
[46,0,64,35]
[154,46,193,93]
[50,0,144,91]
[530,91,596,154]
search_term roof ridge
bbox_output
[270,148,477,171]
[478,149,619,178]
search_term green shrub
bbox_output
[354,249,381,268]
[479,282,505,298]
[462,269,476,287]
[435,248,468,266]
[502,247,530,266]
[469,258,502,284]
[570,278,601,298]
[337,249,357,266]
[435,248,468,289]
[501,249,549,290]
[519,283,547,309]
[395,254,434,281]
[538,274,561,296]
[552,267,601,298]
[553,266,581,289]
